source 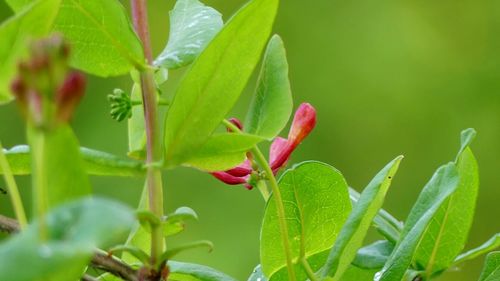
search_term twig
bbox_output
[0,214,138,281]
[0,214,19,234]
[81,274,99,281]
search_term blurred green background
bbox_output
[1,0,499,280]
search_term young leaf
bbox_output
[0,197,135,281]
[52,0,146,76]
[164,0,279,166]
[320,156,403,280]
[1,145,145,177]
[244,34,293,139]
[375,163,460,281]
[168,261,238,281]
[411,131,479,275]
[0,0,62,104]
[183,133,264,171]
[454,233,500,265]
[28,125,91,208]
[154,0,223,69]
[261,161,352,280]
[349,188,403,244]
[478,252,500,281]
[352,240,394,270]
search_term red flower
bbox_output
[211,103,316,189]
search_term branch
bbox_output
[0,214,138,281]
[0,214,19,234]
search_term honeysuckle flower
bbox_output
[211,103,317,189]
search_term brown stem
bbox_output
[130,0,165,269]
[0,215,138,281]
[0,214,19,234]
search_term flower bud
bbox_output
[225,160,252,177]
[211,172,248,185]
[55,71,86,122]
[108,89,133,122]
[269,137,293,173]
[288,103,316,146]
[227,117,243,132]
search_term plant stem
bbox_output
[222,119,296,280]
[131,0,165,268]
[0,143,27,229]
[256,180,270,201]
[31,130,48,240]
[301,257,319,281]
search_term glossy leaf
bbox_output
[28,125,91,207]
[349,188,403,244]
[52,0,145,76]
[320,156,403,280]
[164,0,279,166]
[352,240,394,270]
[154,0,223,69]
[454,233,500,265]
[412,131,479,274]
[261,161,351,280]
[0,197,135,281]
[0,0,62,104]
[183,133,264,171]
[375,163,460,281]
[168,261,238,281]
[478,252,500,281]
[244,34,293,139]
[1,145,145,177]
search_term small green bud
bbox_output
[108,89,133,122]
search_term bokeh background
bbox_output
[1,0,499,280]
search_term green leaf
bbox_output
[412,132,479,275]
[248,265,267,281]
[375,163,460,281]
[454,233,500,265]
[261,161,352,280]
[478,252,500,281]
[349,188,403,244]
[52,0,145,76]
[320,156,403,280]
[154,0,223,69]
[163,206,199,236]
[164,0,279,166]
[341,266,379,281]
[244,34,293,139]
[28,125,91,207]
[183,133,264,171]
[5,0,33,11]
[352,240,394,270]
[127,83,147,159]
[160,240,213,261]
[168,261,238,281]
[457,128,476,158]
[0,197,135,281]
[0,0,62,104]
[1,145,145,177]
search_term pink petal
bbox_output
[211,172,247,185]
[269,137,289,164]
[226,117,243,132]
[225,159,252,177]
[288,103,316,146]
